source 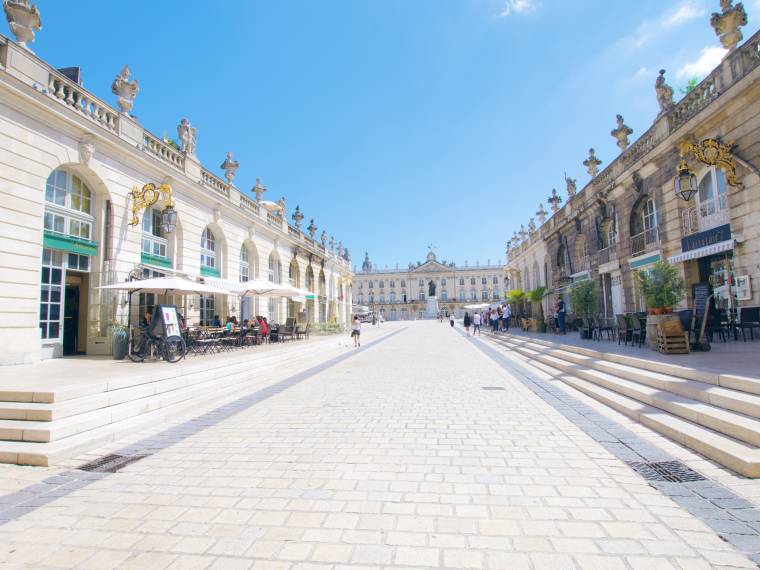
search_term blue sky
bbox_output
[19,0,760,270]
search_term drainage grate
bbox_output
[481,386,506,391]
[626,460,706,483]
[77,454,149,473]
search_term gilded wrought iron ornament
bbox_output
[128,182,175,226]
[678,138,743,188]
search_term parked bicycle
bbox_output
[128,327,186,363]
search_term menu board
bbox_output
[693,283,711,326]
[149,304,181,339]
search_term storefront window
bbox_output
[142,208,168,260]
[44,170,94,243]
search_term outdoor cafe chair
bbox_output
[629,314,644,347]
[616,314,631,345]
[738,306,760,341]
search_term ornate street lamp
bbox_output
[128,182,177,232]
[160,203,178,234]
[673,158,698,202]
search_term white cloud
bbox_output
[499,0,538,17]
[677,46,728,78]
[663,2,705,27]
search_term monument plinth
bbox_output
[424,296,440,319]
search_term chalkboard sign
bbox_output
[148,304,182,340]
[693,283,711,325]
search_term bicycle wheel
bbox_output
[127,336,146,362]
[162,337,186,363]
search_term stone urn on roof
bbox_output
[112,65,139,115]
[3,0,41,50]
[711,0,748,51]
[220,152,239,184]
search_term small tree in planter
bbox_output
[636,261,686,314]
[571,281,598,337]
[527,286,550,332]
[506,289,525,318]
[111,323,129,360]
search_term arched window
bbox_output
[697,167,729,229]
[379,280,384,289]
[419,278,424,287]
[268,252,281,283]
[200,228,216,270]
[368,280,374,289]
[141,208,168,263]
[441,278,447,286]
[289,258,299,287]
[44,170,94,242]
[459,278,464,286]
[240,246,250,282]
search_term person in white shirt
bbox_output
[473,311,482,335]
[351,316,361,347]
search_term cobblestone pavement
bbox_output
[0,321,757,569]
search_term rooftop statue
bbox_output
[564,172,577,197]
[177,118,197,157]
[655,69,674,116]
[711,0,748,51]
[320,230,327,247]
[528,218,536,233]
[548,188,562,213]
[252,177,266,201]
[220,152,239,184]
[112,65,138,115]
[610,114,633,151]
[583,148,602,178]
[536,203,547,225]
[307,219,317,239]
[291,205,304,229]
[3,0,41,49]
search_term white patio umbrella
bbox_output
[464,303,490,310]
[98,276,229,295]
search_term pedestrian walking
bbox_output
[503,303,511,333]
[490,309,499,333]
[449,313,455,328]
[464,312,472,335]
[351,315,361,347]
[556,296,566,334]
[473,311,482,335]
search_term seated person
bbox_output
[141,310,152,328]
[212,314,221,327]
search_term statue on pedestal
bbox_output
[565,173,577,197]
[177,118,197,157]
[536,203,547,225]
[428,280,436,297]
[711,0,747,51]
[655,69,675,116]
[253,177,266,201]
[112,65,138,115]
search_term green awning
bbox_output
[141,252,172,268]
[629,253,660,269]
[43,231,98,256]
[201,265,221,277]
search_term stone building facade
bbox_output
[506,25,760,320]
[353,251,506,319]
[0,25,352,364]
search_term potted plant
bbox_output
[571,281,598,339]
[506,289,526,322]
[636,261,686,314]
[636,261,687,348]
[111,323,129,360]
[527,286,549,332]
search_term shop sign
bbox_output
[682,224,731,253]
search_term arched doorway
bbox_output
[318,269,327,323]
[267,250,282,322]
[199,224,226,325]
[39,166,110,358]
[240,241,259,322]
[288,257,301,320]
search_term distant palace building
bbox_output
[353,251,505,319]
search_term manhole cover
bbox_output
[482,387,506,391]
[77,454,149,473]
[626,460,705,483]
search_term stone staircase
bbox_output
[486,334,760,478]
[0,340,344,467]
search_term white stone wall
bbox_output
[0,37,352,364]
